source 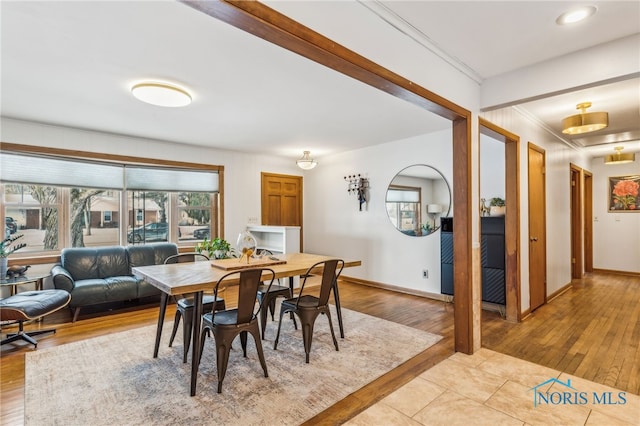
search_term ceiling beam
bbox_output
[180,0,469,121]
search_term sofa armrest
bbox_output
[51,264,75,293]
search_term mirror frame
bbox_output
[385,164,451,237]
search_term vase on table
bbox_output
[236,229,257,262]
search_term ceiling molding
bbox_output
[358,0,484,85]
[512,106,582,152]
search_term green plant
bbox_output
[1,234,26,258]
[196,237,230,258]
[490,197,505,207]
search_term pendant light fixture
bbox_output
[561,102,608,135]
[605,146,635,165]
[296,151,318,170]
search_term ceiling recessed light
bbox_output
[556,6,597,25]
[131,82,192,107]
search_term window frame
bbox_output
[0,142,225,264]
[386,184,422,231]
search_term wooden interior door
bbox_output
[261,172,303,249]
[528,143,547,312]
[584,171,593,273]
[570,165,583,279]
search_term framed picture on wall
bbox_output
[608,175,640,212]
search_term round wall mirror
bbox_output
[385,164,451,236]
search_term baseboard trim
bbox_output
[340,275,505,315]
[592,268,640,277]
[547,282,573,303]
[340,275,448,302]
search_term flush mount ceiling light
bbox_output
[561,102,608,135]
[131,82,192,107]
[296,151,318,170]
[605,146,635,165]
[556,6,597,25]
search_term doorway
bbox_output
[261,172,303,251]
[584,171,594,273]
[480,119,520,322]
[528,143,547,312]
[570,164,583,279]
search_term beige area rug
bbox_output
[25,307,441,425]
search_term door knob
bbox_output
[530,237,538,242]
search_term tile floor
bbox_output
[346,349,640,425]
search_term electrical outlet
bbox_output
[247,217,258,224]
[422,269,428,279]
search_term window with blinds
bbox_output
[0,151,221,254]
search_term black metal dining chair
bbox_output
[165,253,226,363]
[273,259,344,363]
[198,267,275,393]
[254,249,295,339]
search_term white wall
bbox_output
[590,156,640,273]
[480,133,506,202]
[303,129,453,294]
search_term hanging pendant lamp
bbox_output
[605,146,635,165]
[561,102,608,135]
[296,151,318,170]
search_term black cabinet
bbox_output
[480,217,505,305]
[441,216,505,305]
[440,218,454,296]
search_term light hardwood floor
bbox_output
[1,272,638,425]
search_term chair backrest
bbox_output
[164,252,209,264]
[213,268,275,323]
[298,259,345,307]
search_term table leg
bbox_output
[153,292,168,358]
[332,278,344,338]
[190,291,203,397]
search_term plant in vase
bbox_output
[196,237,231,259]
[1,234,27,279]
[489,197,506,216]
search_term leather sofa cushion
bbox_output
[61,246,130,280]
[127,243,178,271]
[61,248,100,281]
[97,246,130,278]
[69,276,138,307]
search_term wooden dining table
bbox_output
[132,252,361,396]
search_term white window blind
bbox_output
[125,166,218,192]
[0,152,123,189]
[386,188,420,203]
[0,152,219,192]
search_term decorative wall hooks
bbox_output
[344,174,370,211]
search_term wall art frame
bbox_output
[608,175,640,212]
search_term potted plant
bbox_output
[1,234,26,279]
[196,237,231,259]
[489,197,506,216]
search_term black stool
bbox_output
[1,289,71,348]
